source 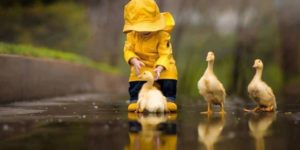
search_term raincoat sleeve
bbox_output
[124,32,139,64]
[155,31,173,70]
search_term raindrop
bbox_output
[58,119,63,123]
[63,107,67,110]
[92,102,96,106]
[82,115,86,119]
[94,106,98,109]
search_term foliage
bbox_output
[0,42,119,74]
[0,1,90,55]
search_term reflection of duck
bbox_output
[245,59,277,112]
[248,112,276,150]
[125,113,177,150]
[136,71,168,113]
[198,51,226,114]
[198,115,225,150]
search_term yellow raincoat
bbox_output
[124,31,178,82]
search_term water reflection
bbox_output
[125,113,177,150]
[198,114,225,150]
[248,112,276,150]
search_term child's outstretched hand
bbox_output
[130,58,145,75]
[154,66,164,80]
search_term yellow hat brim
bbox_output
[162,12,175,32]
[124,13,175,33]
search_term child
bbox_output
[123,0,178,112]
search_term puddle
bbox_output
[0,94,299,150]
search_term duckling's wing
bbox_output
[215,83,226,97]
[266,86,275,98]
[262,82,275,99]
[219,83,226,97]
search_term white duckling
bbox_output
[198,115,225,150]
[245,59,277,112]
[136,71,169,113]
[198,51,226,114]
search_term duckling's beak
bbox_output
[253,64,257,68]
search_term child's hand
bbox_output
[130,58,145,75]
[154,66,164,80]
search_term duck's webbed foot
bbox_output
[201,103,213,115]
[201,110,213,115]
[243,106,260,112]
[261,105,275,112]
[219,102,226,115]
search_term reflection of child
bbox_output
[123,0,178,112]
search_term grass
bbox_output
[0,42,119,74]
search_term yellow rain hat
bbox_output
[123,0,175,33]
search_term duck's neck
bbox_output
[205,61,214,74]
[144,79,154,89]
[254,68,263,80]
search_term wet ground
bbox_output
[0,94,300,150]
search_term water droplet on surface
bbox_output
[228,132,236,139]
[3,124,9,131]
[104,124,110,130]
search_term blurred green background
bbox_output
[0,0,299,101]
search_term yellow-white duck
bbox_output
[136,71,168,113]
[245,59,277,112]
[198,51,226,114]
